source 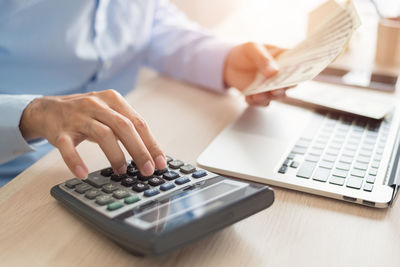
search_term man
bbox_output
[0,0,285,186]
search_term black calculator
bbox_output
[51,156,274,256]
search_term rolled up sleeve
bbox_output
[143,0,235,92]
[0,94,42,164]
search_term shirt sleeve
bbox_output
[0,94,42,164]
[143,0,235,92]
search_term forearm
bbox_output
[143,0,235,92]
[0,94,42,164]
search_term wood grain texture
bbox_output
[1,1,400,266]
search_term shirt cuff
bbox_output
[0,95,42,164]
[193,39,235,93]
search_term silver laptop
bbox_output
[197,101,400,208]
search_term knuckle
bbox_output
[94,124,113,140]
[55,134,70,148]
[103,89,121,100]
[133,116,148,130]
[116,116,133,131]
[80,95,100,107]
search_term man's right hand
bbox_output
[19,90,167,179]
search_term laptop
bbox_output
[197,100,400,208]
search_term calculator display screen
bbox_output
[125,180,247,232]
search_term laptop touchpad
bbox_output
[231,101,311,140]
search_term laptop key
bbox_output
[339,155,353,164]
[322,155,336,163]
[278,165,287,174]
[305,155,319,163]
[368,169,378,176]
[346,177,363,189]
[292,145,307,155]
[363,183,374,192]
[329,176,345,186]
[290,161,299,168]
[350,169,365,178]
[312,168,330,182]
[366,175,376,184]
[336,162,350,171]
[332,169,348,178]
[319,161,334,169]
[353,162,368,170]
[296,161,316,179]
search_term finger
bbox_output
[97,90,167,170]
[83,120,127,175]
[245,93,273,106]
[55,134,88,178]
[245,42,279,78]
[264,44,287,57]
[92,107,156,176]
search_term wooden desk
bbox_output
[1,0,400,266]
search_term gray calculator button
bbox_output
[102,184,119,193]
[168,160,184,169]
[85,189,102,200]
[65,178,82,188]
[86,176,110,188]
[75,183,92,194]
[112,189,130,199]
[95,195,114,205]
[180,164,196,174]
[166,156,173,163]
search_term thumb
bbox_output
[245,42,280,78]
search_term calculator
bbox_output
[51,156,274,256]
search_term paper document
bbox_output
[286,81,394,120]
[244,0,361,96]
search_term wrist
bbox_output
[19,97,43,141]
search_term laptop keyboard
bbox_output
[278,111,392,192]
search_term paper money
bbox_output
[244,0,361,96]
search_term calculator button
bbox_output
[180,164,196,174]
[124,195,140,204]
[75,183,92,194]
[112,189,130,199]
[102,184,119,194]
[166,156,173,163]
[168,160,184,169]
[154,168,168,175]
[65,178,82,188]
[132,182,150,192]
[111,173,128,182]
[86,176,110,188]
[144,188,160,197]
[85,189,102,200]
[175,176,190,185]
[163,171,180,180]
[96,195,114,205]
[148,177,165,186]
[192,170,207,179]
[107,201,124,211]
[121,177,137,187]
[160,182,176,191]
[137,174,153,182]
[127,167,139,177]
[129,160,136,168]
[100,167,113,177]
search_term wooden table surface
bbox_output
[1,1,399,266]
